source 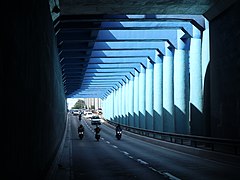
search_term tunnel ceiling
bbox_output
[58,0,217,15]
[52,0,217,99]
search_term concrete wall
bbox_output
[203,1,240,139]
[2,1,67,179]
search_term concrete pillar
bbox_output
[174,48,189,134]
[146,60,154,130]
[87,98,89,109]
[107,96,111,120]
[103,97,108,120]
[111,92,114,121]
[84,98,88,109]
[99,98,102,109]
[122,81,126,125]
[128,74,134,127]
[163,44,174,132]
[202,19,210,91]
[104,98,107,119]
[89,98,92,109]
[102,98,105,118]
[116,89,120,123]
[134,70,140,127]
[91,98,93,109]
[125,78,129,125]
[153,53,163,131]
[139,64,146,128]
[118,85,122,124]
[114,89,118,122]
[87,98,90,109]
[95,98,99,110]
[189,27,203,135]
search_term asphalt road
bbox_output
[53,114,240,180]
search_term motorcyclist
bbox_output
[115,124,122,133]
[115,124,122,140]
[94,125,101,134]
[94,125,101,141]
[79,113,82,121]
[78,124,84,133]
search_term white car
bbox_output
[91,115,101,125]
[72,109,80,116]
[84,112,93,119]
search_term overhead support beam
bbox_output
[89,50,157,62]
[88,57,148,66]
[93,41,165,51]
[61,29,187,49]
[60,20,198,37]
[84,72,132,77]
[83,76,126,80]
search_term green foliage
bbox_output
[72,99,85,109]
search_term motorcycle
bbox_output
[95,126,101,141]
[116,130,122,140]
[78,131,84,140]
[95,133,100,141]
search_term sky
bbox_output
[67,98,81,109]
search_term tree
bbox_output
[72,99,85,109]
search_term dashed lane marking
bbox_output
[137,159,148,165]
[163,172,181,180]
[121,151,129,156]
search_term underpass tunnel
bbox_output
[2,0,240,179]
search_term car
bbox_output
[84,112,93,119]
[91,115,101,125]
[72,109,80,116]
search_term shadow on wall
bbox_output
[134,112,140,128]
[163,108,175,133]
[174,105,190,134]
[203,62,211,137]
[190,103,204,136]
[153,110,163,132]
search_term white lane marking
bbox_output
[163,172,181,180]
[148,167,164,176]
[112,145,118,148]
[148,166,158,173]
[121,151,129,156]
[128,156,133,159]
[137,159,148,165]
[106,141,110,144]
